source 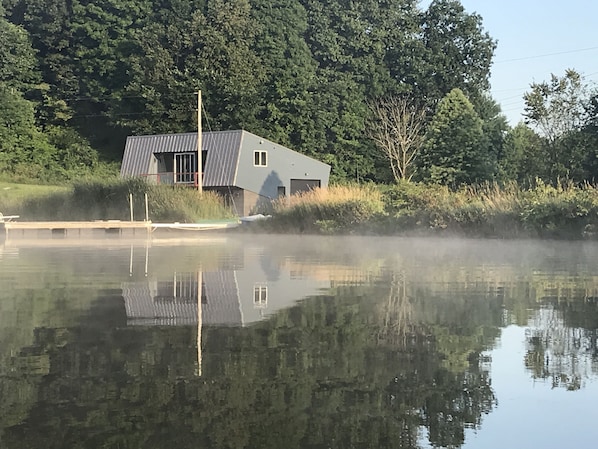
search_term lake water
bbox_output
[1,234,598,449]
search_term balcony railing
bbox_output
[139,172,201,187]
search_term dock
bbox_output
[0,220,153,238]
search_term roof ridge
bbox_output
[128,130,243,139]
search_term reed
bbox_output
[381,180,598,238]
[5,178,234,222]
[6,177,598,239]
[265,184,385,233]
[0,182,69,215]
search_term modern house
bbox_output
[120,130,331,216]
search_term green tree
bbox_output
[112,0,263,135]
[524,69,591,143]
[301,0,416,98]
[3,0,153,158]
[298,0,408,181]
[583,94,598,180]
[474,93,508,173]
[499,122,546,184]
[416,0,496,104]
[419,88,491,186]
[523,69,598,182]
[0,85,58,178]
[46,126,99,173]
[0,12,39,91]
[0,10,101,179]
[249,0,319,152]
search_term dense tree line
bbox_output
[1,0,596,185]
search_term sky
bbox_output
[420,0,598,125]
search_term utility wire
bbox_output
[494,46,598,64]
[69,108,196,119]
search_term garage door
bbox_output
[290,179,321,195]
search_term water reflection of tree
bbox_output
[371,267,502,448]
[376,270,413,346]
[0,280,503,449]
[525,303,598,391]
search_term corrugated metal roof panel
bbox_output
[121,136,153,176]
[120,131,242,187]
[203,131,242,186]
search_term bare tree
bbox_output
[376,270,413,347]
[367,96,427,182]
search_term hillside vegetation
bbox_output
[2,0,597,230]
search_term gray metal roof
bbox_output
[121,130,243,187]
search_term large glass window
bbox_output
[175,152,197,184]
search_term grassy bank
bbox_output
[1,179,234,222]
[1,182,70,214]
[5,178,598,239]
[262,185,385,234]
[259,181,598,239]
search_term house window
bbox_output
[175,152,198,184]
[253,285,268,308]
[254,150,267,167]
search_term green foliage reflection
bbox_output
[0,274,500,449]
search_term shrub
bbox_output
[380,181,526,237]
[265,185,385,234]
[519,181,598,238]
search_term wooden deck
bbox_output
[0,220,152,238]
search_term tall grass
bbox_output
[263,184,385,234]
[263,180,598,238]
[5,178,234,222]
[0,182,69,215]
[7,177,598,238]
[382,180,598,238]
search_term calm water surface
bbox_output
[1,234,598,449]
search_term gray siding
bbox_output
[236,132,330,199]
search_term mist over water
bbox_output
[1,234,598,448]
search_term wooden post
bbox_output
[144,193,149,222]
[129,193,134,221]
[144,240,149,277]
[197,90,203,193]
[197,269,202,376]
[129,245,133,277]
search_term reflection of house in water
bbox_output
[123,272,242,326]
[122,260,334,327]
